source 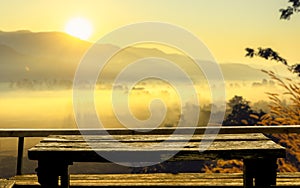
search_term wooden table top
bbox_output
[28,133,286,163]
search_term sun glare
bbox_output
[65,17,93,40]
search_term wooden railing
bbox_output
[1,125,300,175]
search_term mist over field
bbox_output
[0,80,283,129]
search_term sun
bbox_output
[65,17,93,40]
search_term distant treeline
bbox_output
[9,79,73,90]
[227,79,276,88]
[8,78,278,90]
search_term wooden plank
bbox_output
[278,172,300,178]
[42,133,269,143]
[28,133,285,163]
[30,140,285,151]
[28,134,285,162]
[1,125,300,137]
[10,173,300,187]
[28,139,285,162]
[0,179,15,188]
[10,173,244,187]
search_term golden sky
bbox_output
[1,0,300,64]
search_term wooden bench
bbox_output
[27,129,286,188]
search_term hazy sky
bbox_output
[1,0,300,64]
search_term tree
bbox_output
[223,96,265,126]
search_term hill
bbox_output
[0,31,118,81]
[220,63,267,81]
[0,30,267,82]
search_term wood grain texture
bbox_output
[0,179,15,188]
[42,133,269,142]
[28,134,285,162]
[10,173,300,187]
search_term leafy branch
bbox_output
[245,47,300,76]
[280,0,300,20]
[245,1,300,76]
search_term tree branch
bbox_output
[280,0,300,20]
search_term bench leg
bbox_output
[61,164,70,188]
[36,161,59,188]
[36,160,70,188]
[254,158,277,187]
[243,158,277,188]
[243,159,254,187]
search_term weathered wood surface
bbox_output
[28,134,285,162]
[0,179,15,188]
[10,173,300,187]
[42,133,269,142]
[2,125,300,137]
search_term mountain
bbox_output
[0,30,267,82]
[0,30,90,59]
[220,63,267,81]
[0,30,119,81]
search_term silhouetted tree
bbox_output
[245,47,300,76]
[223,96,265,126]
